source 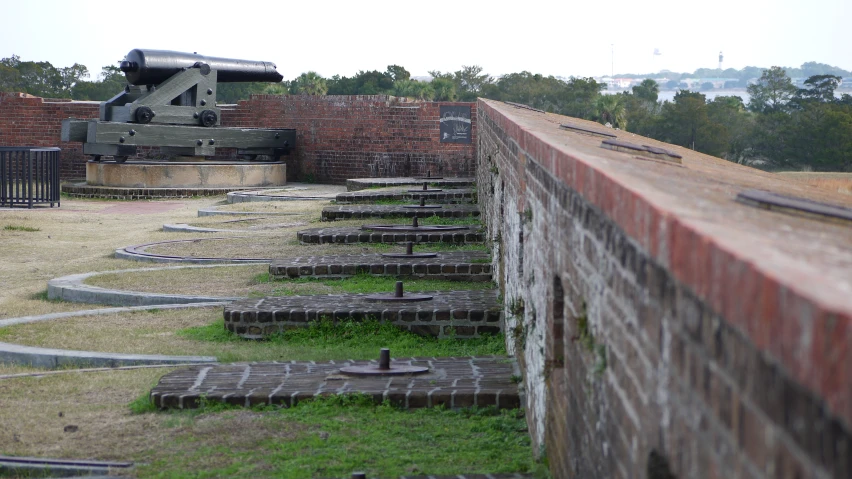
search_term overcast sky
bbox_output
[2,0,849,80]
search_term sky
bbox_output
[1,0,850,81]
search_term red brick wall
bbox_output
[0,93,98,179]
[477,99,851,478]
[222,95,476,183]
[0,92,476,183]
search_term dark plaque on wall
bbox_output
[439,105,472,143]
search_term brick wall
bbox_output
[0,93,98,179]
[477,98,851,478]
[0,92,476,183]
[223,95,476,183]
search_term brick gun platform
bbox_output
[150,356,520,410]
[346,177,475,191]
[321,204,480,221]
[335,187,475,204]
[224,290,503,339]
[269,251,492,280]
[297,226,486,245]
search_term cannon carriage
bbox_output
[62,49,295,163]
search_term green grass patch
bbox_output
[249,273,494,297]
[3,224,40,232]
[178,318,506,359]
[133,394,533,478]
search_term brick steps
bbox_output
[321,204,480,221]
[297,226,486,244]
[224,289,502,339]
[346,177,475,191]
[150,357,519,410]
[270,251,492,281]
[335,187,475,204]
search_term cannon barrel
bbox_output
[119,49,283,85]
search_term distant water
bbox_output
[607,89,850,103]
[604,89,751,103]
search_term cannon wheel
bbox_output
[92,155,102,162]
[243,154,258,162]
[114,156,128,164]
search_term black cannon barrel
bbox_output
[119,49,283,85]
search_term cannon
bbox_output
[62,49,295,163]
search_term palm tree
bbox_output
[413,82,434,101]
[632,78,660,103]
[391,79,417,98]
[294,71,327,95]
[431,78,457,101]
[595,94,628,130]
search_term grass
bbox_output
[249,272,495,297]
[0,308,504,363]
[130,394,533,479]
[82,261,494,298]
[179,317,506,359]
[3,224,40,232]
[777,171,852,196]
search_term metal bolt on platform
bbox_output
[339,347,429,376]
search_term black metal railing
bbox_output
[0,147,61,208]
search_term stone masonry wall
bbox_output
[0,92,476,183]
[476,99,851,478]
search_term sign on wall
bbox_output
[439,105,472,143]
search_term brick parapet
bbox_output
[477,99,852,478]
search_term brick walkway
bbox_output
[269,251,492,281]
[346,178,475,191]
[224,290,503,339]
[335,187,475,204]
[321,204,480,221]
[150,357,519,410]
[297,226,485,245]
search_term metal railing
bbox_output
[0,147,61,208]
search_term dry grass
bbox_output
[82,264,325,297]
[0,197,226,319]
[777,172,852,196]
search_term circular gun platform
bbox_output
[85,160,286,189]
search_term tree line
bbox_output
[1,54,850,171]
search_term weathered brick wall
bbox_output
[223,95,476,183]
[0,92,476,183]
[0,93,98,179]
[477,98,851,478]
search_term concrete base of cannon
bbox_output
[85,160,286,189]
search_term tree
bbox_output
[700,82,714,91]
[413,81,434,101]
[453,65,492,101]
[595,94,627,129]
[391,79,417,98]
[59,63,89,93]
[292,71,328,95]
[747,66,796,113]
[794,74,841,104]
[631,79,659,102]
[385,65,410,82]
[657,90,729,156]
[430,78,456,101]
